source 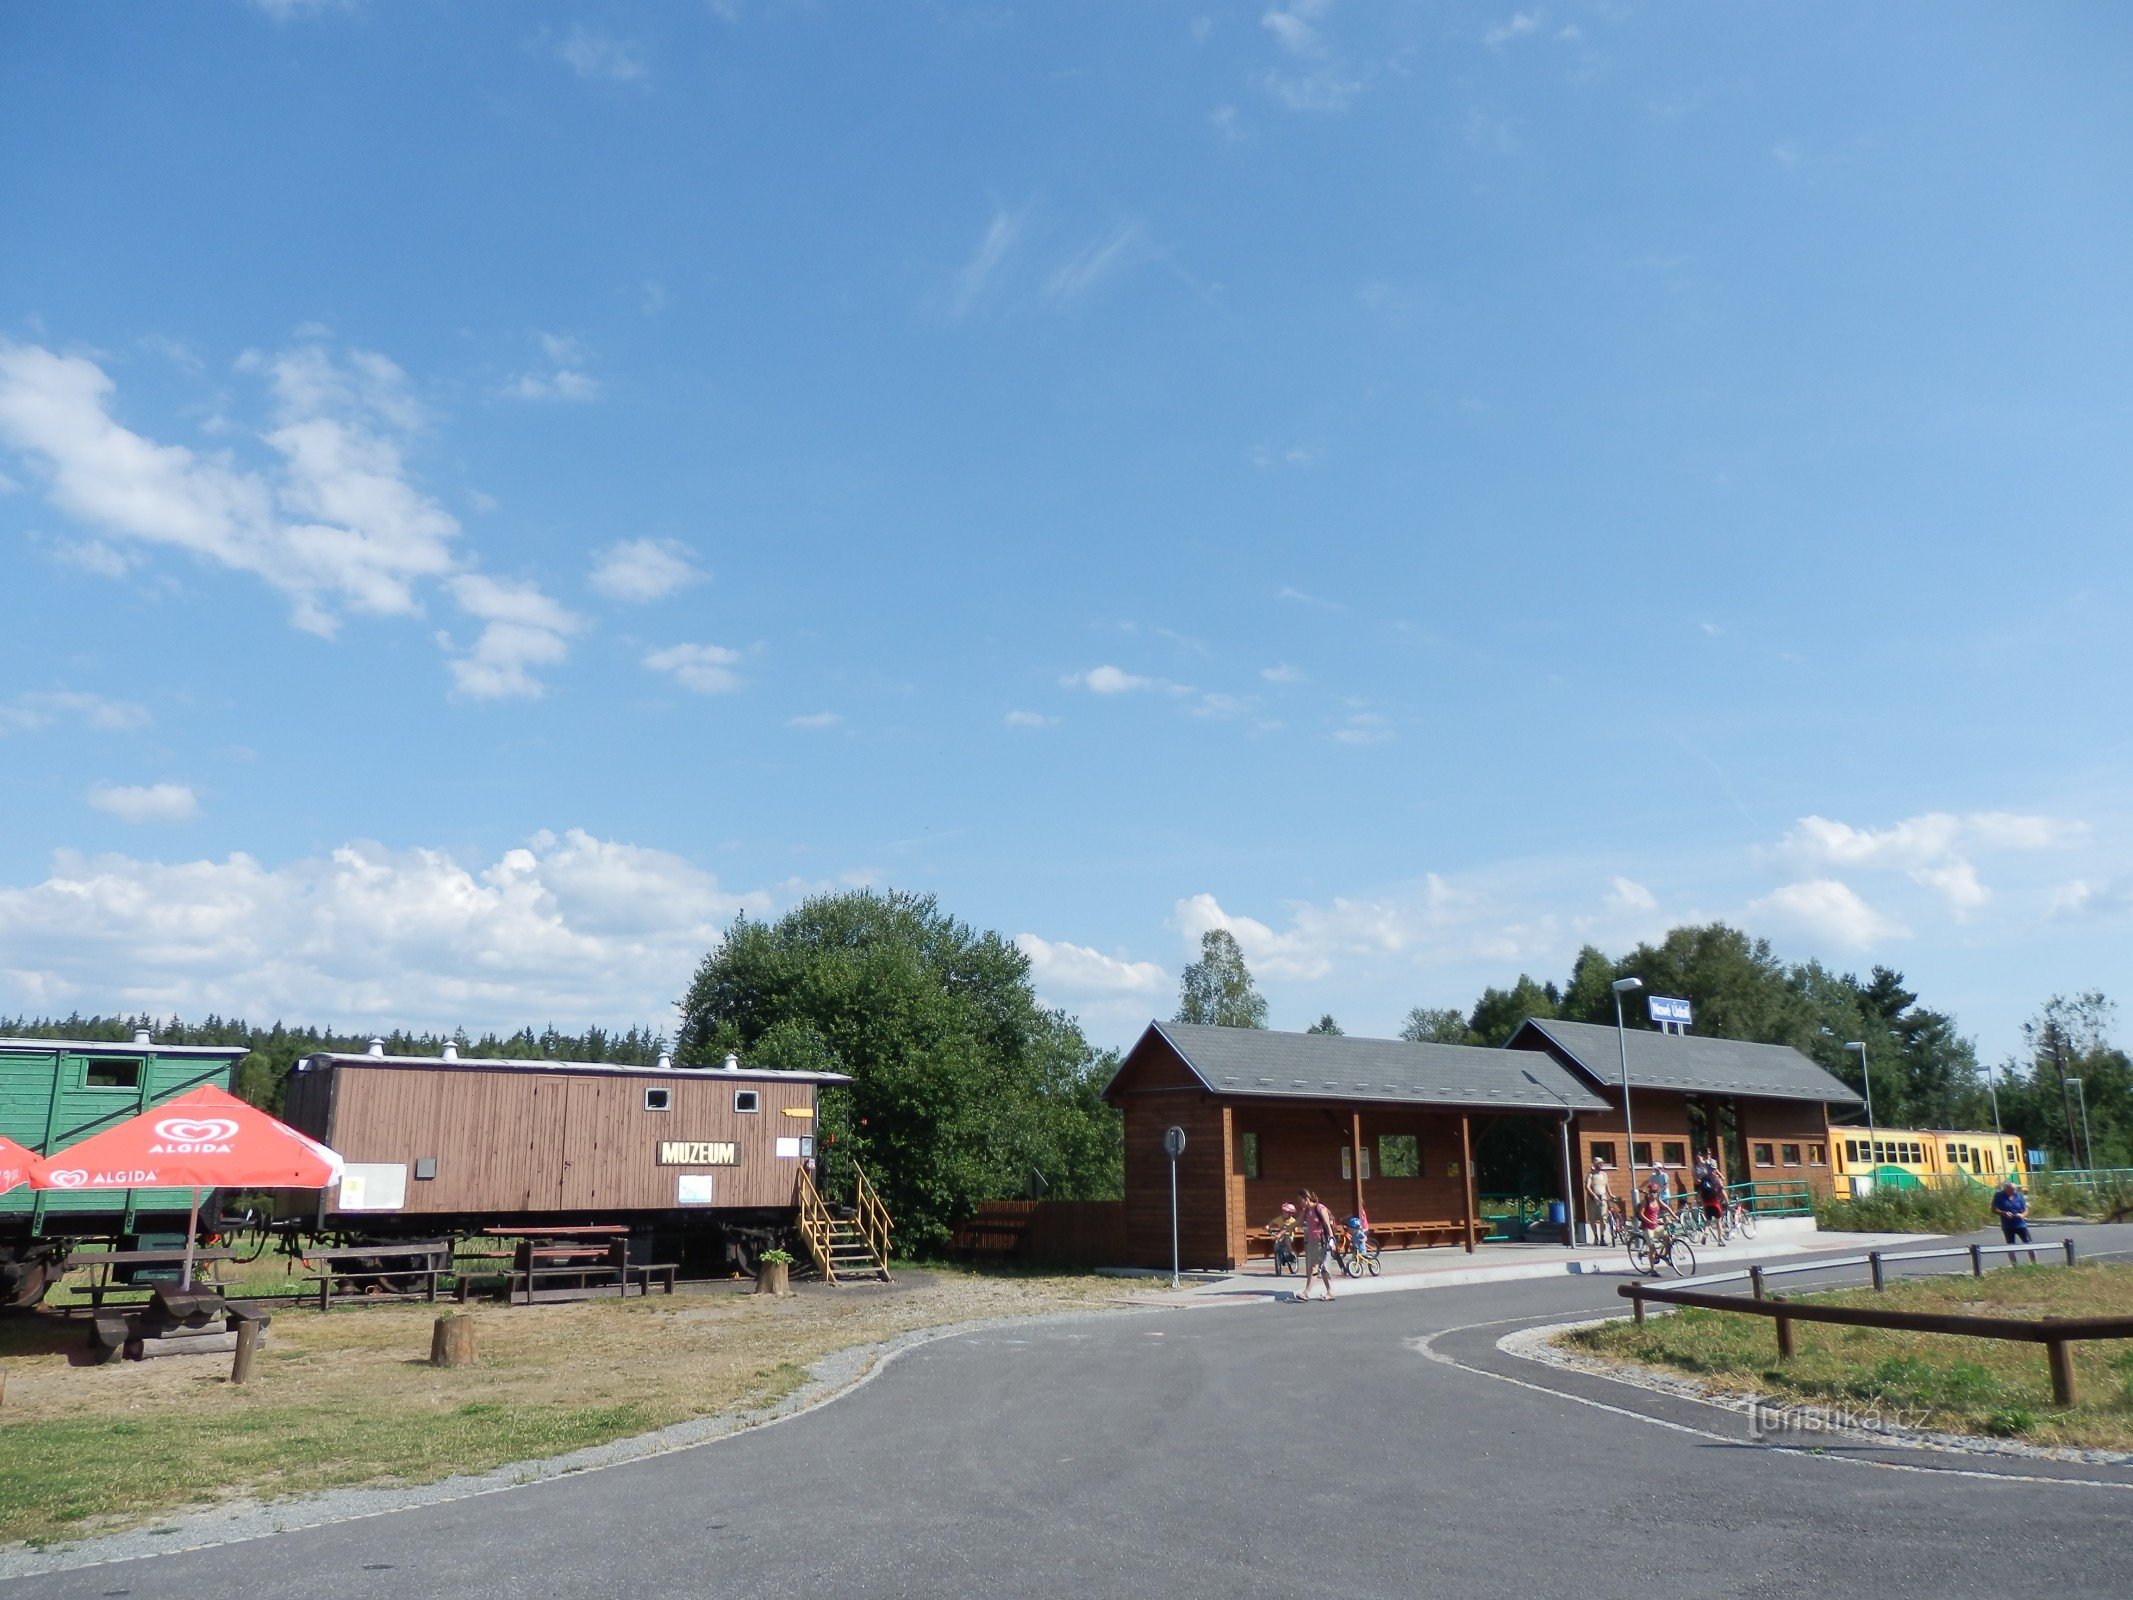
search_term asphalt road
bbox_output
[9,1225,2133,1600]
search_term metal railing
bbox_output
[1620,1238,2113,1405]
[1726,1178,1813,1216]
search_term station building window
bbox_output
[1631,1141,1653,1168]
[1661,1141,1687,1167]
[1590,1140,1618,1168]
[1378,1134,1420,1178]
[1241,1132,1261,1180]
[1781,1143,1802,1166]
[1809,1143,1826,1166]
[1751,1143,1776,1167]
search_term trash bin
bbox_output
[1546,1201,1568,1227]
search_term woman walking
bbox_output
[1294,1189,1338,1303]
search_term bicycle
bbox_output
[1726,1199,1757,1241]
[1333,1222,1382,1278]
[1626,1216,1698,1278]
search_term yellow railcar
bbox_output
[1828,1125,2026,1197]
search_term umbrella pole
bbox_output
[183,1186,200,1291]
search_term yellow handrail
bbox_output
[794,1165,837,1284]
[852,1162,893,1281]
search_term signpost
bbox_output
[1648,995,1693,1032]
[1163,1125,1187,1289]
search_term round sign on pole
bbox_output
[1163,1126,1187,1159]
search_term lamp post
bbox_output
[1612,977,1644,1198]
[1845,1041,1875,1132]
[2072,1077,2093,1172]
[1986,1059,2002,1139]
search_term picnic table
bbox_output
[476,1229,677,1304]
[297,1241,454,1309]
[61,1247,244,1310]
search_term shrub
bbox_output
[1815,1184,1992,1234]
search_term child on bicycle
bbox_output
[1266,1202,1301,1274]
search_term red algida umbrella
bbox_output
[29,1084,343,1287]
[0,1133,35,1196]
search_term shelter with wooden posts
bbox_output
[1103,1023,1609,1271]
[1504,1017,1861,1230]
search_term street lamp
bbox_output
[1985,1059,2002,1139]
[1612,977,1644,1197]
[2072,1077,2093,1172]
[1845,1041,1875,1132]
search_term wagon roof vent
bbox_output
[132,1027,152,1047]
[656,1051,673,1070]
[723,1051,741,1072]
[367,1037,386,1057]
[441,1041,459,1062]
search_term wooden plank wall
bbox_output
[316,1064,818,1216]
[1117,1044,1234,1268]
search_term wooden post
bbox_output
[1630,1283,1644,1325]
[430,1313,477,1368]
[1750,1265,1766,1300]
[230,1319,261,1385]
[1774,1304,1795,1362]
[2044,1322,2076,1407]
[1970,1243,1984,1278]
[1349,1112,1366,1225]
[2064,1238,2078,1268]
[0,1361,7,1407]
[1459,1114,1476,1254]
[1869,1251,1885,1292]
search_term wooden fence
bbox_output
[952,1200,1126,1269]
[1619,1240,2130,1406]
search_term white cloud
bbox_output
[1248,443,1323,468]
[1262,0,1329,56]
[1004,710,1059,728]
[0,829,771,1031]
[644,642,744,695]
[1607,876,1657,912]
[588,537,704,602]
[554,27,647,82]
[1015,934,1166,999]
[86,782,199,824]
[2050,879,2133,919]
[443,574,585,700]
[499,332,602,402]
[1747,880,1908,949]
[1781,810,2086,919]
[1045,224,1144,305]
[951,206,1023,319]
[0,691,150,736]
[0,339,577,696]
[1274,584,1341,610]
[1484,10,1540,46]
[1261,663,1304,684]
[1063,664,1155,694]
[49,537,137,578]
[1175,885,1471,983]
[786,712,841,730]
[1254,5,1362,114]
[1332,711,1393,745]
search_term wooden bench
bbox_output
[1243,1219,1488,1258]
[297,1243,452,1310]
[59,1247,244,1311]
[499,1239,678,1304]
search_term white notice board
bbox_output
[774,1136,801,1159]
[338,1163,409,1212]
[677,1174,716,1205]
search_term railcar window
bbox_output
[1809,1143,1827,1166]
[1846,1139,1862,1163]
[644,1087,672,1112]
[734,1089,760,1113]
[1945,1143,1958,1165]
[1378,1133,1420,1178]
[1240,1132,1261,1179]
[86,1057,141,1088]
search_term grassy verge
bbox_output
[1812,1184,1992,1233]
[1563,1261,2133,1449]
[0,1265,1143,1548]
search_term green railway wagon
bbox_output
[1,1030,247,1306]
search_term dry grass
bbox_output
[0,1265,1146,1548]
[1565,1261,2133,1450]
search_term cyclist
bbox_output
[1585,1156,1614,1242]
[1694,1155,1726,1231]
[1266,1202,1301,1274]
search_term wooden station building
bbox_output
[1103,1022,1609,1271]
[1505,1018,1862,1231]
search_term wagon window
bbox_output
[86,1057,141,1089]
[734,1089,760,1114]
[1378,1134,1420,1178]
[1240,1132,1261,1180]
[644,1087,672,1112]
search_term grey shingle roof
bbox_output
[1116,1022,1609,1112]
[1509,1018,1863,1105]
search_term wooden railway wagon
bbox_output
[281,1044,852,1272]
[0,1032,248,1306]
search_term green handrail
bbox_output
[1725,1178,1814,1216]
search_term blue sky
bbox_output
[1,1,2127,1064]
